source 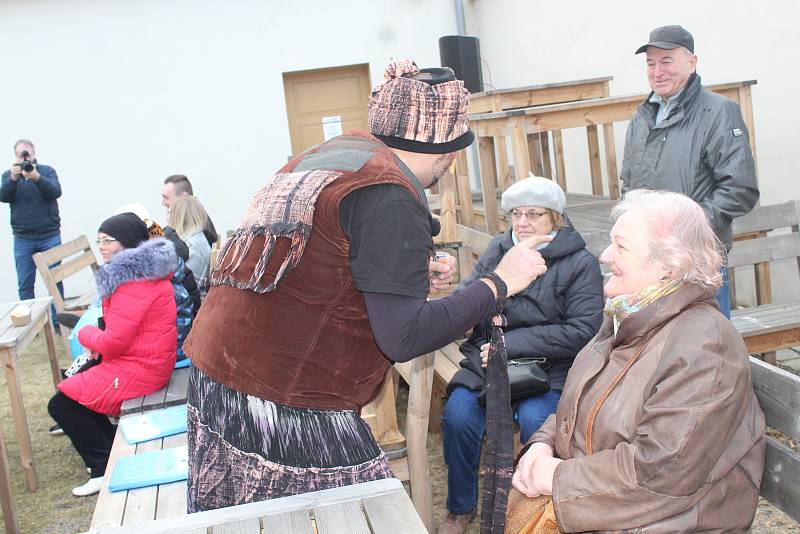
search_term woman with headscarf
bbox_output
[509,190,765,533]
[47,212,178,497]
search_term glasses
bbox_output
[95,237,118,247]
[510,209,548,221]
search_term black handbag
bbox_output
[506,357,550,404]
[478,357,550,406]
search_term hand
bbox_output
[493,234,552,296]
[21,166,39,181]
[9,164,21,181]
[480,342,490,368]
[512,442,561,497]
[429,254,456,290]
[87,350,101,360]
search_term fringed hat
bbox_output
[368,59,474,154]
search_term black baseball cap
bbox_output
[635,25,694,54]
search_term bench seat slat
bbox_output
[761,436,800,524]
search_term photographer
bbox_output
[1,139,63,329]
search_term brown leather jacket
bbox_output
[528,284,765,533]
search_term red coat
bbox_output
[61,239,178,415]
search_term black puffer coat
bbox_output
[448,223,604,394]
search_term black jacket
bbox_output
[0,163,61,238]
[448,223,604,394]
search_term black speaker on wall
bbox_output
[439,35,483,93]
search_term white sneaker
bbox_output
[72,477,103,497]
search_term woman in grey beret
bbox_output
[438,174,605,534]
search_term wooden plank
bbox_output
[454,150,474,226]
[737,85,758,166]
[34,235,92,266]
[727,233,800,267]
[49,252,97,283]
[91,428,135,529]
[403,352,434,532]
[155,433,188,520]
[742,328,800,355]
[164,367,190,408]
[122,438,163,526]
[121,396,145,416]
[141,384,169,413]
[750,357,800,441]
[509,116,531,181]
[313,500,371,534]
[0,347,37,492]
[260,509,314,534]
[494,136,511,192]
[602,123,619,198]
[87,479,406,534]
[760,436,800,524]
[209,518,260,534]
[477,137,500,234]
[457,225,493,255]
[732,201,798,235]
[0,421,20,534]
[539,133,553,178]
[552,130,566,190]
[438,166,459,243]
[363,490,428,534]
[585,125,603,195]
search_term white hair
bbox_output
[611,189,723,289]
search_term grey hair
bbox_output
[13,139,34,152]
[611,189,723,289]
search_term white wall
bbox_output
[0,0,458,301]
[467,0,799,205]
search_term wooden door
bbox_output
[283,63,371,156]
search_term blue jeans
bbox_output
[13,233,63,327]
[442,386,561,515]
[716,265,730,319]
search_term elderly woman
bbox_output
[511,190,765,533]
[439,175,604,534]
[48,213,178,497]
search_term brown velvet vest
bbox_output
[184,132,425,411]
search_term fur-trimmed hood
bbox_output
[96,238,178,299]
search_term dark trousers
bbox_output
[48,391,116,478]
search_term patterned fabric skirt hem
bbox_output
[187,404,394,513]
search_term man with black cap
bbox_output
[183,59,551,517]
[620,25,759,317]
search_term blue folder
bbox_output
[119,405,188,444]
[174,357,191,369]
[108,445,188,492]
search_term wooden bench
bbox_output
[85,478,425,534]
[90,367,190,530]
[32,235,99,316]
[751,357,800,523]
[729,200,800,363]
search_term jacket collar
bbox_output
[612,282,718,346]
[640,73,703,129]
[95,238,177,299]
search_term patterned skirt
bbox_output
[186,365,393,513]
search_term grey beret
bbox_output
[501,174,566,214]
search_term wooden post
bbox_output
[438,167,459,243]
[360,374,405,453]
[43,312,61,389]
[0,348,37,492]
[454,150,474,226]
[602,123,619,198]
[509,116,531,181]
[586,125,603,195]
[552,130,567,191]
[478,137,501,235]
[403,353,435,533]
[737,85,758,169]
[0,422,19,534]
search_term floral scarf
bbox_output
[604,278,682,333]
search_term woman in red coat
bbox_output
[48,213,178,496]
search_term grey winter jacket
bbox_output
[620,74,759,250]
[448,222,604,394]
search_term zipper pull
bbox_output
[114,377,119,390]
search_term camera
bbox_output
[18,151,35,173]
